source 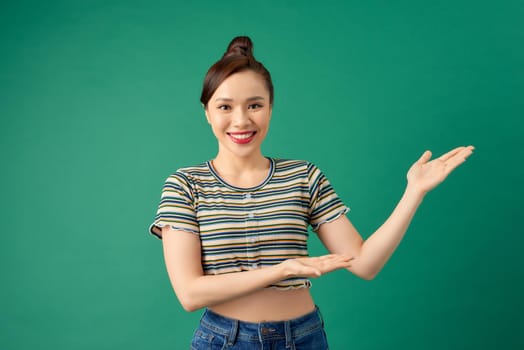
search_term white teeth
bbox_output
[230,133,254,139]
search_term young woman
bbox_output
[149,36,474,349]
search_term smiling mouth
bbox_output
[227,132,257,144]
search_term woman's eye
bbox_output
[218,105,231,111]
[248,103,262,110]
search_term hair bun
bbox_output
[201,35,273,107]
[223,36,254,58]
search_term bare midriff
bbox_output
[208,287,316,322]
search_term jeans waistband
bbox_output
[199,306,324,346]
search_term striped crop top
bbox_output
[149,158,350,290]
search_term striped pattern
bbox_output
[149,158,349,289]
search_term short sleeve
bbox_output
[148,171,199,239]
[307,163,350,232]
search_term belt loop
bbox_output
[200,308,209,324]
[316,305,325,327]
[284,320,293,349]
[227,319,238,346]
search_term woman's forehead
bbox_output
[212,71,269,101]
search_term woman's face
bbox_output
[205,70,272,160]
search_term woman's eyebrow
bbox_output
[246,96,265,101]
[214,96,266,102]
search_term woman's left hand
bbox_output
[406,145,475,195]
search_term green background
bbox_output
[1,0,523,349]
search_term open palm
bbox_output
[407,145,474,194]
[282,254,354,278]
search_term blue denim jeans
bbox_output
[190,306,329,349]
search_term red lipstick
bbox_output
[227,131,256,144]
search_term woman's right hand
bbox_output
[279,254,355,279]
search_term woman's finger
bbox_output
[299,254,354,274]
[416,150,433,164]
[438,145,473,162]
[319,257,354,271]
[444,147,474,175]
[437,146,464,162]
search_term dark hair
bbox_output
[200,36,274,107]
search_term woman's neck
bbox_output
[212,151,269,176]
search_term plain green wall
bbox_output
[1,0,523,349]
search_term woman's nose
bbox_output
[232,108,251,126]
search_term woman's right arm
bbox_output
[161,226,353,312]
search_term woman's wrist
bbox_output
[273,260,293,279]
[404,183,427,202]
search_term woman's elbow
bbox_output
[359,271,378,281]
[174,285,204,312]
[349,265,378,281]
[177,284,216,312]
[181,301,200,313]
[178,293,203,312]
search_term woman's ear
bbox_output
[202,103,211,124]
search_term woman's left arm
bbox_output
[317,145,475,280]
